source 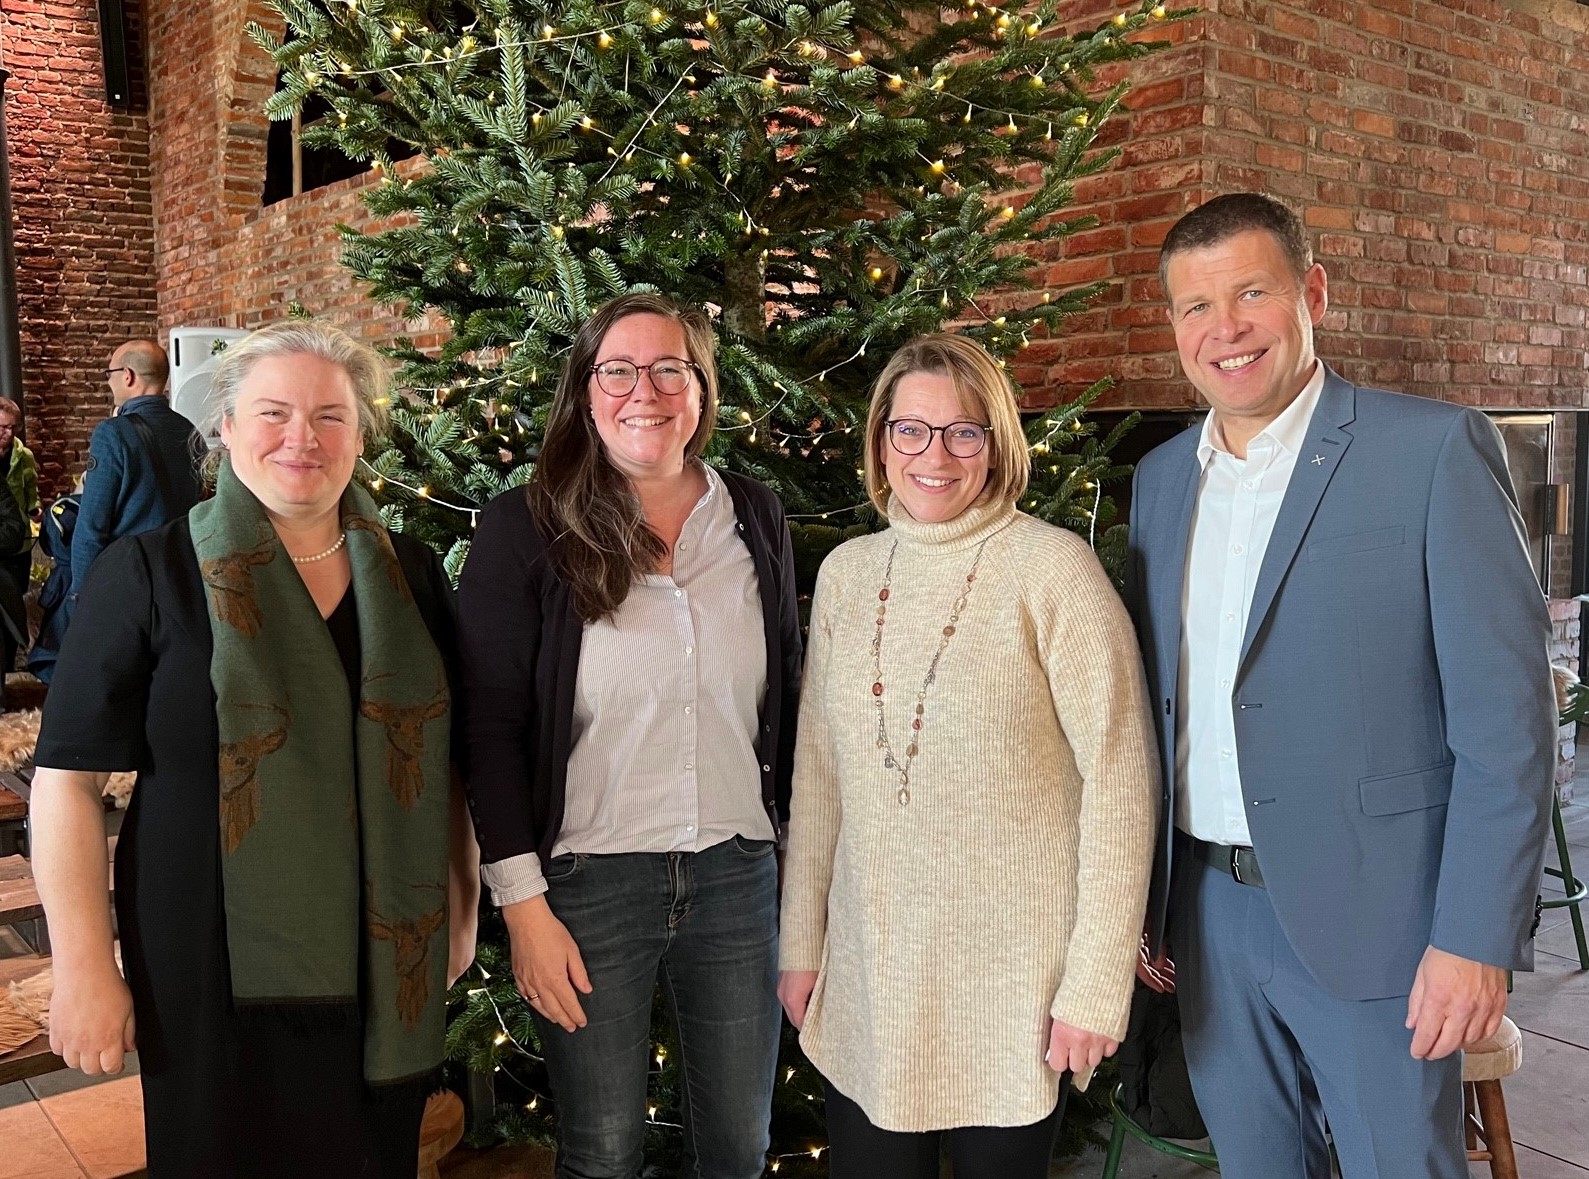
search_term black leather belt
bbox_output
[1191,838,1266,888]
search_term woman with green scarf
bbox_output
[30,320,479,1178]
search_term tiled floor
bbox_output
[2,803,1584,1179]
[0,1061,144,1179]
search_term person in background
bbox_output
[778,333,1159,1179]
[0,395,39,590]
[32,320,478,1178]
[71,338,204,600]
[459,293,801,1179]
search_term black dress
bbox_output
[35,517,459,1179]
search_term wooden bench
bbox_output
[0,951,62,1087]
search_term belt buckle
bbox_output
[1231,846,1255,886]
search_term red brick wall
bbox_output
[1024,0,1589,413]
[142,1,442,351]
[1,0,157,495]
[9,0,1589,477]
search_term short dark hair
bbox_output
[1159,193,1313,292]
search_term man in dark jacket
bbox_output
[71,339,204,599]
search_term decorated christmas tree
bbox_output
[257,0,1184,1166]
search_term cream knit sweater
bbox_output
[779,495,1159,1132]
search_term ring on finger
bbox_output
[527,991,541,1001]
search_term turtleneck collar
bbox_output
[885,492,1018,552]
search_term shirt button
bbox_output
[674,589,683,598]
[1220,749,1232,759]
[1220,678,1231,689]
[686,824,695,832]
[762,764,771,773]
[1231,544,1244,555]
[684,763,694,771]
[685,646,694,656]
[678,541,688,550]
[1242,479,1254,491]
[1225,612,1236,622]
[684,705,693,715]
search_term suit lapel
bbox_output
[1238,370,1357,670]
[1150,437,1201,701]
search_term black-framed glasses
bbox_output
[104,367,132,380]
[589,358,701,398]
[885,418,991,458]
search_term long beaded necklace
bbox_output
[870,537,990,807]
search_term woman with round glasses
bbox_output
[458,292,801,1178]
[777,334,1158,1179]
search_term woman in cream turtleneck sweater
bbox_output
[778,334,1159,1179]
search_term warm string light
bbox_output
[359,457,480,526]
[303,24,626,79]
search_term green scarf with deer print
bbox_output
[190,459,450,1089]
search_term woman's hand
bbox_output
[501,895,592,1033]
[49,964,136,1076]
[1136,930,1176,994]
[1044,1018,1119,1076]
[777,970,819,1030]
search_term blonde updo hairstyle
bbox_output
[200,319,391,482]
[861,333,1030,515]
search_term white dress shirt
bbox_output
[480,465,773,905]
[1175,363,1326,844]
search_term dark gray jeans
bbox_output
[534,837,781,1179]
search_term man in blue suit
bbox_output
[72,338,204,599]
[1126,193,1555,1177]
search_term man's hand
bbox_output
[501,895,592,1033]
[49,964,136,1076]
[1045,1017,1119,1076]
[1406,945,1507,1060]
[1136,931,1176,994]
[777,970,819,1030]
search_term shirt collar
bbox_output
[1195,360,1325,471]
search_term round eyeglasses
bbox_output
[885,418,991,458]
[589,358,701,398]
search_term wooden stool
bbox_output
[418,1089,465,1179]
[1463,1015,1522,1179]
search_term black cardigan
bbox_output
[457,471,803,870]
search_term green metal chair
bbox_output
[1541,791,1588,970]
[1100,1082,1219,1177]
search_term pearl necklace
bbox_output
[290,531,348,565]
[870,537,990,807]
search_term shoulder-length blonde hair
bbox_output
[861,334,1029,515]
[529,293,720,622]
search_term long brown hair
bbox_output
[528,293,719,622]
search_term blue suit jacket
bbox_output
[71,395,204,598]
[1126,368,1556,1001]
